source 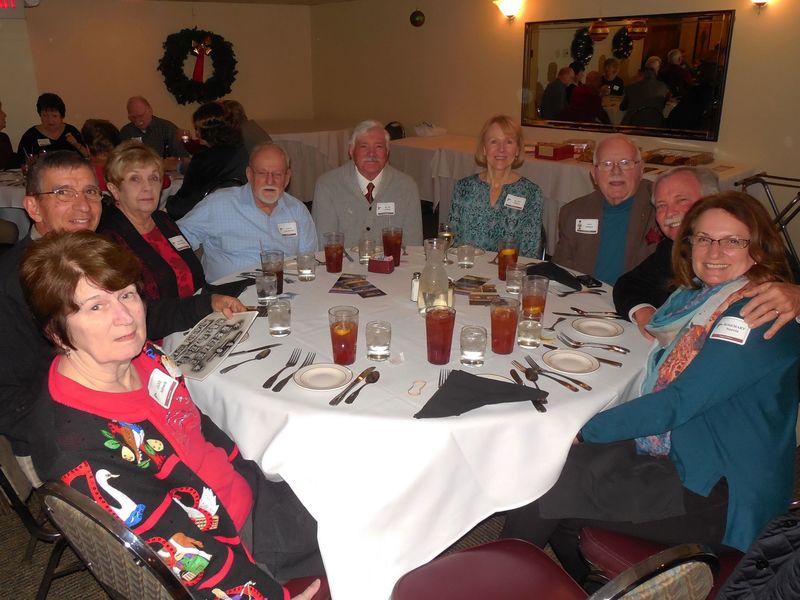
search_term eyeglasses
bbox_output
[595,159,640,171]
[687,235,751,250]
[254,170,287,179]
[35,186,102,203]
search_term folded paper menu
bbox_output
[415,370,548,418]
[329,273,387,298]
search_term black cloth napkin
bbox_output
[526,261,581,291]
[204,278,253,297]
[415,370,548,419]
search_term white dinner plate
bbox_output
[571,318,624,338]
[447,246,486,257]
[293,364,353,391]
[542,349,600,375]
[476,373,513,383]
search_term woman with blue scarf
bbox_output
[501,191,800,584]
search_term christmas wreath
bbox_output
[158,28,238,105]
[570,27,594,67]
[612,27,634,60]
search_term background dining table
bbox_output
[164,247,653,600]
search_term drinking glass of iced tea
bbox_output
[490,297,519,354]
[425,306,456,365]
[324,232,345,273]
[496,238,519,281]
[329,305,359,365]
[521,275,549,321]
[382,227,403,267]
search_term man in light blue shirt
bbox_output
[178,143,318,281]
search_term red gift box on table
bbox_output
[535,143,573,161]
[368,257,395,274]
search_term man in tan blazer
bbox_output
[553,134,659,284]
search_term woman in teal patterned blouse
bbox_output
[450,115,544,258]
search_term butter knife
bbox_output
[229,343,282,357]
[551,312,622,320]
[510,369,547,412]
[343,249,355,262]
[330,366,376,406]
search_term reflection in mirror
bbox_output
[521,11,735,141]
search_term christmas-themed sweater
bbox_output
[31,343,289,600]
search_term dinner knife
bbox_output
[551,312,623,320]
[540,343,622,367]
[228,343,282,357]
[330,366,376,406]
[343,249,355,262]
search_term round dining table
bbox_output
[164,247,652,600]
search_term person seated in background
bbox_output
[450,115,543,258]
[221,99,272,154]
[119,96,189,167]
[80,119,121,192]
[0,151,244,455]
[165,102,249,220]
[620,62,670,127]
[503,191,800,586]
[565,61,585,102]
[312,119,423,248]
[553,134,657,284]
[643,55,661,76]
[179,143,317,281]
[540,67,574,121]
[0,101,18,170]
[21,231,324,600]
[559,71,610,125]
[600,58,624,96]
[17,93,88,163]
[97,141,205,301]
[614,166,800,339]
[659,49,696,97]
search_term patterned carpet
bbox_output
[2,446,798,598]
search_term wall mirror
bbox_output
[521,11,735,141]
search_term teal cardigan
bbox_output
[582,301,800,551]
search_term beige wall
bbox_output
[311,0,800,237]
[9,0,313,142]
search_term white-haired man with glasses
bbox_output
[553,134,658,284]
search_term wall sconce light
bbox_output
[751,0,768,15]
[493,0,523,21]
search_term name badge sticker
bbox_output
[148,369,179,409]
[168,235,191,251]
[37,138,51,147]
[376,202,395,216]
[278,222,298,237]
[576,218,599,234]
[709,316,750,346]
[504,194,526,210]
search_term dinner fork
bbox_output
[262,348,302,389]
[272,352,316,392]
[520,357,580,392]
[438,368,451,388]
[557,332,630,354]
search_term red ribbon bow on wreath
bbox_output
[190,36,212,83]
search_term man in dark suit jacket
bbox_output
[0,151,245,453]
[614,166,800,339]
[553,134,659,284]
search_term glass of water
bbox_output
[456,245,475,269]
[365,320,391,361]
[517,317,542,349]
[358,238,377,264]
[256,273,278,305]
[267,299,291,337]
[296,253,317,281]
[505,264,527,295]
[459,325,487,367]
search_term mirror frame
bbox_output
[521,10,735,142]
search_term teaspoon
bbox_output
[345,370,380,404]
[219,348,271,374]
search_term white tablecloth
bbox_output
[389,135,754,255]
[165,251,652,600]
